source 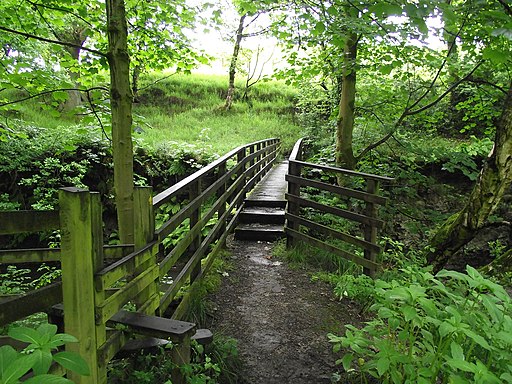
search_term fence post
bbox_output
[364,180,379,277]
[217,163,227,244]
[237,147,247,206]
[189,180,202,282]
[286,160,301,248]
[133,187,159,315]
[256,142,263,182]
[59,188,102,383]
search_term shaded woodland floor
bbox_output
[206,238,365,384]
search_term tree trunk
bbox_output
[335,32,358,171]
[224,14,246,110]
[55,25,88,111]
[106,0,134,244]
[426,83,512,271]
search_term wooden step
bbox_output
[244,199,287,209]
[239,207,285,224]
[234,223,285,241]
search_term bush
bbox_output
[328,265,512,383]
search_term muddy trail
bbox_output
[206,239,365,384]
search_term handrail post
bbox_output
[256,142,263,182]
[364,180,379,277]
[133,187,159,315]
[237,147,247,206]
[59,188,103,383]
[189,180,202,282]
[217,163,227,243]
[286,139,304,248]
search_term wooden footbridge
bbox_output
[0,138,392,383]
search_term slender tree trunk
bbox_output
[426,83,512,271]
[56,26,87,111]
[224,14,246,110]
[335,32,358,171]
[106,0,134,243]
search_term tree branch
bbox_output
[23,0,95,28]
[0,25,105,57]
[405,61,483,116]
[497,0,512,16]
[467,77,508,94]
[0,87,108,107]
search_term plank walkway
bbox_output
[235,161,288,241]
[245,160,288,207]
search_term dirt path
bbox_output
[207,239,364,383]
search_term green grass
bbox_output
[4,72,302,157]
[134,72,301,155]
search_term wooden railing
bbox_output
[285,138,393,276]
[0,137,280,383]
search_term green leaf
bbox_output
[450,342,464,361]
[449,374,469,384]
[462,329,491,350]
[52,91,68,102]
[2,354,35,384]
[491,28,512,40]
[482,47,509,64]
[0,346,18,374]
[53,352,90,376]
[445,358,475,373]
[8,327,43,346]
[341,353,354,371]
[402,305,417,322]
[31,349,53,375]
[376,357,390,376]
[24,374,74,384]
[37,324,57,338]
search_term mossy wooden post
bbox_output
[286,161,301,248]
[217,163,227,245]
[237,147,247,204]
[133,187,158,314]
[286,139,303,248]
[364,180,378,277]
[171,336,191,384]
[249,144,255,178]
[190,180,202,282]
[59,188,102,383]
[256,142,263,182]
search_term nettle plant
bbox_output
[329,266,512,384]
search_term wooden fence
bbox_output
[285,138,393,276]
[0,138,280,383]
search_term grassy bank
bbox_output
[134,72,301,155]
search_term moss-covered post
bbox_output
[364,180,378,277]
[286,161,301,248]
[133,187,159,315]
[217,163,227,244]
[59,188,103,383]
[237,147,247,205]
[189,180,202,282]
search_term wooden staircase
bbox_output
[235,161,288,241]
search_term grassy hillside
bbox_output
[134,73,301,155]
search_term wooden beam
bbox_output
[0,210,59,235]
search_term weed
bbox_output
[328,265,512,383]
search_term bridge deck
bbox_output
[235,160,288,241]
[245,160,288,207]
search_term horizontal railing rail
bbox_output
[285,138,393,276]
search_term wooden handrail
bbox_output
[285,138,393,276]
[289,159,394,183]
[153,138,279,208]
